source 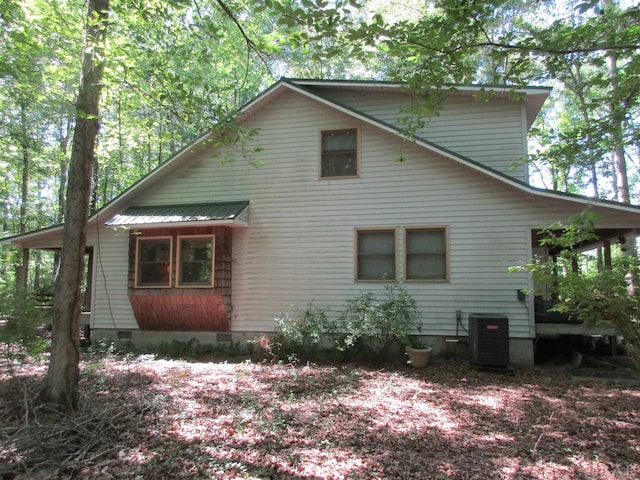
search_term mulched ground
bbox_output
[1,354,639,479]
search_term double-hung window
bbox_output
[404,227,448,281]
[177,235,215,287]
[135,237,172,288]
[321,128,359,178]
[356,229,396,281]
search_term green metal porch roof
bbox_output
[106,201,249,227]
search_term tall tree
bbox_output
[1,0,83,291]
[334,0,640,201]
[38,0,109,409]
[17,103,31,290]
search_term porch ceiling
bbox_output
[532,227,639,255]
[106,201,249,228]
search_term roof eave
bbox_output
[0,225,64,248]
[108,218,249,229]
[287,78,551,95]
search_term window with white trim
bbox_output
[321,128,358,178]
[356,229,396,281]
[135,237,172,288]
[405,227,448,280]
[177,235,215,287]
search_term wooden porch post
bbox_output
[603,239,612,269]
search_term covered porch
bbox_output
[531,225,638,358]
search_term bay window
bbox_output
[177,235,215,287]
[135,237,172,288]
[134,234,215,288]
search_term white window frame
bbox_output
[135,236,173,288]
[176,234,216,288]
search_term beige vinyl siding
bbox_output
[86,227,138,330]
[309,89,528,181]
[126,91,523,337]
[92,89,638,339]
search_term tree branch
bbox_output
[474,40,640,56]
[211,0,274,76]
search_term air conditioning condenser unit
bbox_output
[469,313,509,367]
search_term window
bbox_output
[177,235,215,287]
[356,229,396,281]
[134,234,216,288]
[135,237,172,288]
[405,227,448,280]
[321,128,358,178]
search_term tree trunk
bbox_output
[17,103,31,290]
[38,0,109,411]
[54,111,72,274]
[607,54,629,203]
[58,113,72,223]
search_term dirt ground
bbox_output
[1,353,639,479]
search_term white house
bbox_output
[5,78,640,365]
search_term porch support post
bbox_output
[603,240,612,269]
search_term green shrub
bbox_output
[259,287,422,365]
[336,284,421,358]
[0,286,48,362]
[86,338,120,356]
[274,302,331,352]
[153,338,241,359]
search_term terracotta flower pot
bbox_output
[407,347,432,368]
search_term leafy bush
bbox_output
[87,338,120,356]
[253,303,332,364]
[274,303,331,348]
[260,287,422,364]
[336,284,421,358]
[0,286,48,353]
[154,338,230,359]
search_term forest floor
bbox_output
[1,352,639,480]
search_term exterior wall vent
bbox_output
[469,313,509,367]
[117,331,132,340]
[217,333,232,343]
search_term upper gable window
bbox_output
[320,128,359,178]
